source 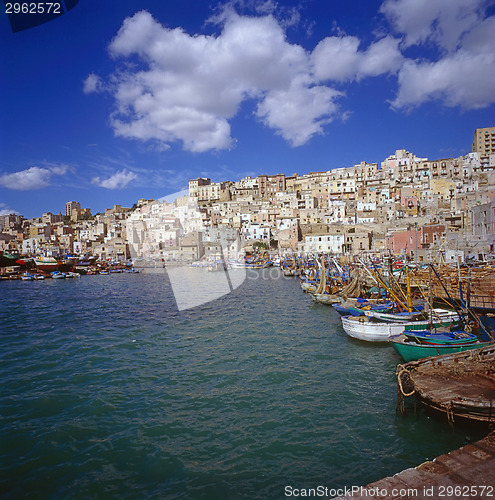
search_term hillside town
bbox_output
[1,127,494,267]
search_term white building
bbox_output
[304,233,344,253]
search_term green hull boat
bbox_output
[390,334,494,362]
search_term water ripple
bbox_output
[0,271,480,499]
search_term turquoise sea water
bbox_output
[0,269,483,499]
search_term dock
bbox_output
[332,432,495,499]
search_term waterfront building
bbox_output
[386,228,422,258]
[304,232,344,254]
[471,199,495,252]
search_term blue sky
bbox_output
[1,0,494,218]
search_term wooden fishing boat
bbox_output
[51,271,66,279]
[333,299,394,316]
[34,256,63,271]
[311,259,341,304]
[390,334,492,362]
[341,313,460,342]
[364,310,423,322]
[313,293,341,305]
[332,303,365,316]
[403,330,478,345]
[396,344,495,427]
[281,257,297,276]
[300,281,317,293]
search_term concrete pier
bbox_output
[333,432,495,499]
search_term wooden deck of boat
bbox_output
[397,345,495,426]
[332,432,495,499]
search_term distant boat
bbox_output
[35,256,63,271]
[51,271,66,279]
[21,272,34,281]
[207,260,228,272]
[0,252,19,267]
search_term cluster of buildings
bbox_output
[1,127,494,264]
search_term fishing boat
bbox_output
[65,271,81,278]
[341,312,461,342]
[333,299,393,317]
[364,310,423,322]
[0,252,20,267]
[390,334,492,362]
[364,305,458,322]
[51,271,66,279]
[312,259,342,305]
[21,272,34,281]
[396,344,495,427]
[281,257,297,276]
[403,330,478,345]
[314,293,342,305]
[34,256,63,271]
[333,303,365,316]
[207,260,228,272]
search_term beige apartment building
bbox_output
[472,127,495,156]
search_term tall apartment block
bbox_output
[472,127,495,155]
[65,201,81,217]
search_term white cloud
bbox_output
[389,10,495,110]
[380,0,487,52]
[91,169,138,189]
[391,49,495,110]
[87,3,495,147]
[256,78,343,146]
[311,35,403,82]
[0,203,18,215]
[0,165,68,190]
[83,73,104,94]
[100,9,344,151]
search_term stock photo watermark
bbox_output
[126,190,291,311]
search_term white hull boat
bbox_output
[364,308,458,323]
[341,312,461,343]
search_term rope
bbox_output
[446,401,455,426]
[397,366,416,397]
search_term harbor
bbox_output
[1,265,493,499]
[2,0,494,496]
[0,267,494,499]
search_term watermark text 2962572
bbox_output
[3,0,79,32]
[5,2,62,14]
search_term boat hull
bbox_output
[341,315,460,342]
[396,345,495,427]
[313,293,341,305]
[390,335,492,361]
